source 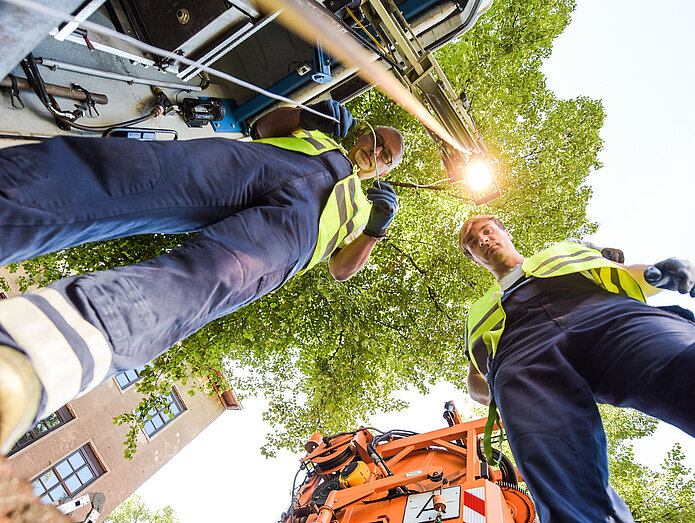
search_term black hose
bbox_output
[368,429,419,481]
[20,59,49,106]
[495,449,518,485]
[367,436,394,477]
[287,465,305,523]
[54,109,160,132]
[21,53,161,132]
[476,439,518,485]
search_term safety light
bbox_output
[440,147,501,205]
[463,157,500,205]
[464,158,494,192]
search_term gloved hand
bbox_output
[363,181,398,238]
[643,258,695,296]
[299,100,355,138]
[579,240,625,263]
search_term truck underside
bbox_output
[0,0,491,150]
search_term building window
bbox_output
[114,364,146,390]
[142,389,186,437]
[32,445,105,503]
[8,406,74,456]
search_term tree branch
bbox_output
[385,242,451,320]
[373,316,408,335]
[428,286,452,320]
[386,242,427,275]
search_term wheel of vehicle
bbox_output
[497,482,536,523]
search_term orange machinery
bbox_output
[279,402,535,523]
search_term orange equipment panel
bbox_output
[278,402,535,523]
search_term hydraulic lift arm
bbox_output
[362,0,488,158]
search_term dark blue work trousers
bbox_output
[488,273,695,522]
[0,136,352,419]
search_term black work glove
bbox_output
[299,100,355,138]
[580,240,625,263]
[363,181,398,238]
[644,258,695,296]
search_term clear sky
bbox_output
[135,1,695,520]
[540,0,695,475]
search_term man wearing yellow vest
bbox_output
[0,100,403,453]
[461,214,695,522]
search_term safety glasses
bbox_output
[372,132,393,166]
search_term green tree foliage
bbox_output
[103,495,180,523]
[432,0,601,253]
[600,406,695,522]
[0,0,606,457]
[4,0,692,516]
[234,0,604,453]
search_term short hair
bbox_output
[458,215,507,259]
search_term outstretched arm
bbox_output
[252,100,354,139]
[468,361,491,406]
[328,235,378,281]
[622,264,662,297]
[577,240,694,298]
[328,181,399,281]
[621,258,695,298]
[642,258,695,297]
[253,107,302,139]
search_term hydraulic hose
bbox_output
[21,53,162,132]
[52,108,161,132]
[21,57,76,120]
[475,439,518,486]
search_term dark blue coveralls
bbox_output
[488,273,695,522]
[0,135,353,420]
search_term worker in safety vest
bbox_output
[0,100,403,453]
[461,214,695,523]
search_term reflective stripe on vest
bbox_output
[254,129,345,156]
[299,172,371,273]
[465,241,646,374]
[466,284,505,374]
[253,130,371,272]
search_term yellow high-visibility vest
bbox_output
[466,241,646,374]
[254,130,371,272]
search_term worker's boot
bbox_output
[0,346,41,454]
